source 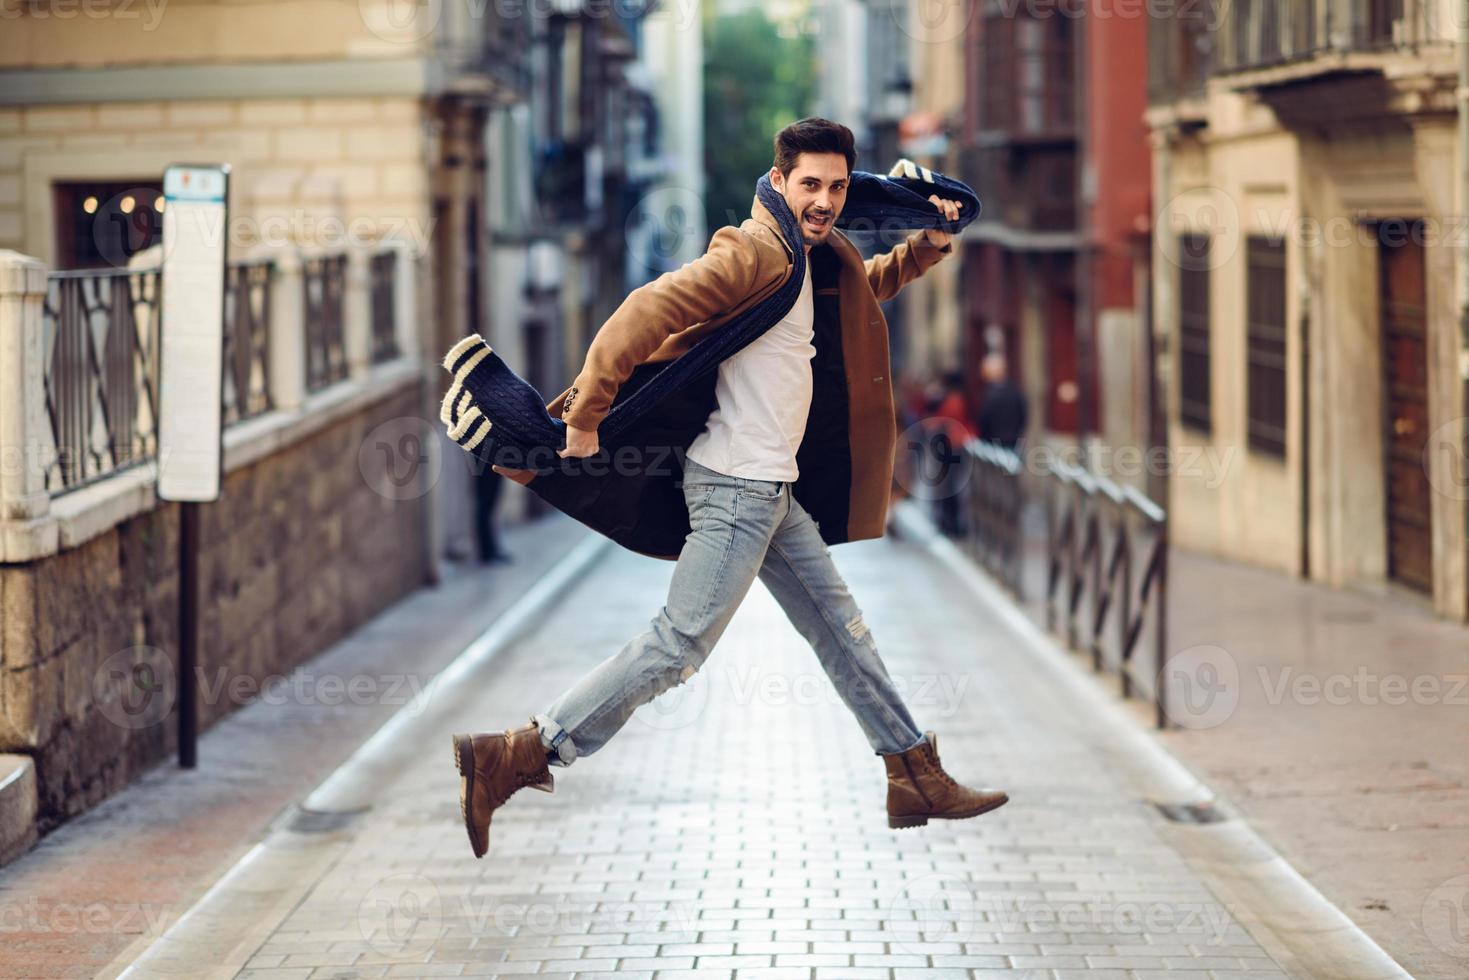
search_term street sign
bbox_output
[157,163,230,770]
[158,163,229,503]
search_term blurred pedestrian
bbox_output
[934,369,977,442]
[930,369,974,536]
[978,352,1028,451]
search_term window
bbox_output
[52,180,163,271]
[1178,234,1212,432]
[980,0,1076,135]
[1245,235,1287,457]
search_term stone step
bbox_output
[0,754,37,867]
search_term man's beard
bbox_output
[799,207,834,246]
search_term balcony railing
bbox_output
[962,144,1078,234]
[435,16,533,99]
[1149,1,1217,102]
[1153,0,1454,94]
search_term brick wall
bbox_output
[0,381,431,831]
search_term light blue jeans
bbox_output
[535,455,927,766]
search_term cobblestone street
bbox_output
[112,525,1303,980]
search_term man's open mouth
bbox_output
[804,213,831,231]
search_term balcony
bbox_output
[960,144,1079,242]
[976,1,1078,147]
[1148,2,1216,107]
[1195,0,1449,87]
[435,15,533,104]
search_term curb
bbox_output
[891,499,1412,980]
[105,532,614,980]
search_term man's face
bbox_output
[771,152,848,247]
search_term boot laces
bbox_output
[926,745,959,790]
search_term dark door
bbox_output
[1378,220,1432,593]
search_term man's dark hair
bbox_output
[773,117,857,179]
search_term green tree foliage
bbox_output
[703,9,815,234]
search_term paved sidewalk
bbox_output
[991,496,1467,978]
[0,513,589,980]
[180,529,1288,979]
[1159,550,1469,980]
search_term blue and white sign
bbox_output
[163,166,227,204]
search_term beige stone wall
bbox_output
[0,0,436,68]
[0,95,431,265]
[0,380,429,831]
[1154,88,1469,619]
[1164,116,1302,574]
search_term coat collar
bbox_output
[749,192,864,269]
[748,193,796,258]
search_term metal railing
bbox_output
[959,440,1025,596]
[930,437,1172,728]
[37,244,407,498]
[369,249,399,365]
[302,253,347,393]
[222,259,273,426]
[42,267,162,494]
[1044,460,1170,728]
[1151,0,1452,98]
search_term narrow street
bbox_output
[105,520,1299,980]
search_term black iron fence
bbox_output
[302,253,347,393]
[938,441,1171,728]
[369,249,400,365]
[42,267,162,494]
[1043,459,1170,728]
[40,246,410,497]
[222,259,273,426]
[961,440,1025,595]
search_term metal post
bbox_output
[1120,522,1133,698]
[178,501,199,768]
[1155,518,1170,729]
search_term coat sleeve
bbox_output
[561,225,762,432]
[864,229,953,305]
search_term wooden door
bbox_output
[1378,220,1432,593]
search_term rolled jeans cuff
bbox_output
[535,713,577,767]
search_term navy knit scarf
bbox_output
[441,161,981,471]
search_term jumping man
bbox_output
[452,118,1008,859]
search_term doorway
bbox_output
[1376,219,1432,593]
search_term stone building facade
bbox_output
[1148,0,1468,619]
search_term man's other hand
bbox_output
[924,194,961,249]
[558,424,600,459]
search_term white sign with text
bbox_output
[157,164,229,502]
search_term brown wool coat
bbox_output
[499,192,953,560]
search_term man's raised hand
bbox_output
[924,194,961,248]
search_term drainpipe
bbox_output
[1459,0,1469,621]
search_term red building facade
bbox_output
[961,0,1151,451]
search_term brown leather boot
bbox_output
[883,730,1008,829]
[452,717,555,858]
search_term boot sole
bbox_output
[452,734,487,859]
[889,793,1009,829]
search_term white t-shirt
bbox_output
[685,258,815,482]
